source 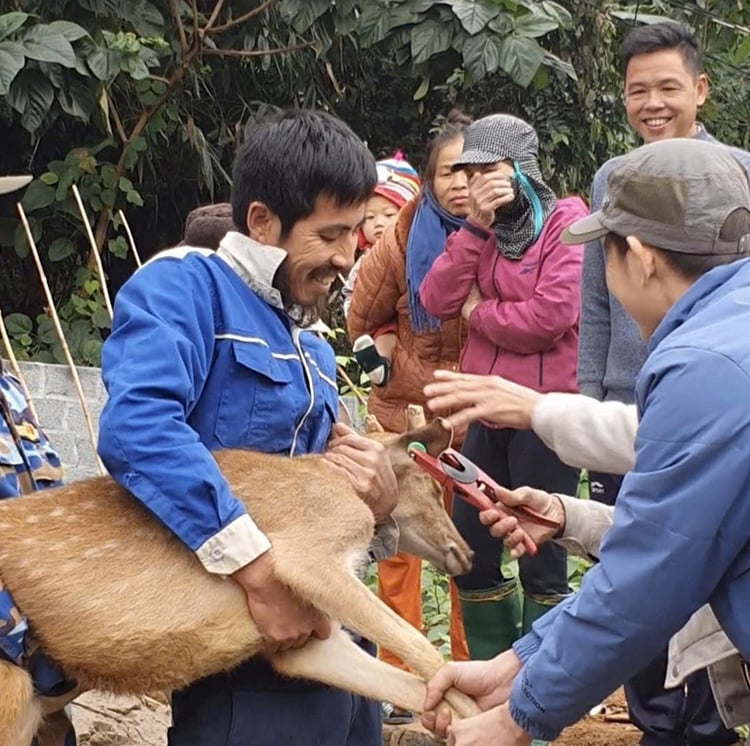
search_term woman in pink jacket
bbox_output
[419,114,588,677]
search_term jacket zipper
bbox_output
[538,352,544,388]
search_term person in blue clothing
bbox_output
[0,174,75,746]
[577,22,750,746]
[420,138,750,745]
[97,110,400,746]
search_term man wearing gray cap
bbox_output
[420,137,750,745]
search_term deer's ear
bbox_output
[405,404,427,430]
[393,418,453,457]
[364,414,385,434]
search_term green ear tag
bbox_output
[407,441,427,453]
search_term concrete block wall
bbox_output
[6,360,366,484]
[9,360,106,483]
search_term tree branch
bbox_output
[202,41,313,59]
[204,0,227,33]
[206,0,279,35]
[190,0,199,33]
[168,0,189,55]
[107,92,128,145]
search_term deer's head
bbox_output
[366,413,474,577]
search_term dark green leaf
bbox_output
[541,51,576,81]
[40,171,59,185]
[48,237,76,261]
[124,0,165,37]
[37,315,56,345]
[13,215,41,258]
[122,144,138,169]
[497,35,545,87]
[17,70,55,133]
[540,1,572,30]
[126,190,143,206]
[0,40,24,95]
[91,305,111,328]
[58,74,96,121]
[0,12,28,41]
[446,0,499,36]
[461,33,500,83]
[20,25,76,67]
[107,235,128,259]
[410,18,453,64]
[101,165,117,188]
[288,0,331,34]
[81,338,103,365]
[118,176,134,192]
[48,20,90,42]
[488,12,513,35]
[123,55,150,80]
[4,312,32,335]
[21,180,56,212]
[86,47,117,80]
[513,12,560,38]
[358,3,390,47]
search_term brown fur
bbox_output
[0,418,478,745]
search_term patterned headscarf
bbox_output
[453,114,557,260]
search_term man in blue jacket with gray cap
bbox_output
[420,136,750,745]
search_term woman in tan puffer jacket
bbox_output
[347,111,473,703]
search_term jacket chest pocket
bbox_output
[215,342,302,452]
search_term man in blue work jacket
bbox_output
[420,138,750,745]
[98,111,400,745]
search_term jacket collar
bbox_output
[216,230,324,328]
[649,258,750,353]
[216,231,286,310]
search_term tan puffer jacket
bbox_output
[347,198,466,434]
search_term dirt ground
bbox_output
[71,690,645,746]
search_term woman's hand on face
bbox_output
[424,370,542,431]
[468,166,516,228]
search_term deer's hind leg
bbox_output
[272,627,431,716]
[0,659,41,746]
[271,555,481,719]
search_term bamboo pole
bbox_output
[71,184,114,319]
[334,362,368,409]
[17,203,107,476]
[0,308,40,423]
[117,209,143,268]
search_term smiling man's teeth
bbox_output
[645,118,669,126]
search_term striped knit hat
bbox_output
[372,152,420,208]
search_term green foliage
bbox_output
[4,268,109,365]
[1,0,749,366]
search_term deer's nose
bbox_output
[446,542,474,576]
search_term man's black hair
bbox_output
[621,21,703,77]
[231,109,377,238]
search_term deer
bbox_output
[0,412,480,746]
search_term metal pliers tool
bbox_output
[407,443,561,556]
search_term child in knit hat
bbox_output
[343,153,420,385]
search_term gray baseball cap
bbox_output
[0,175,32,195]
[451,113,539,171]
[562,139,750,255]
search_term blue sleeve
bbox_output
[576,169,609,400]
[509,350,750,740]
[98,258,246,552]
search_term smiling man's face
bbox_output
[273,194,364,311]
[624,48,708,143]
